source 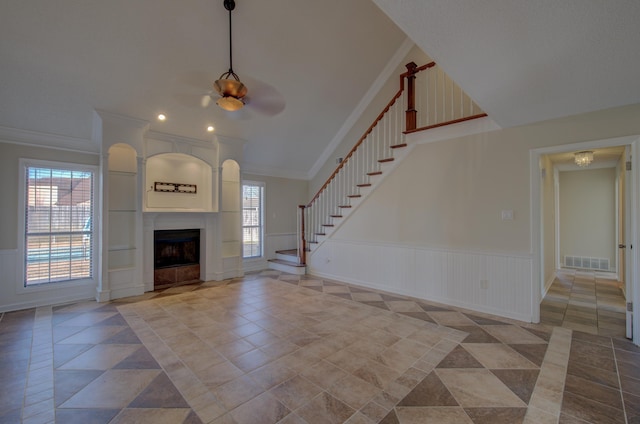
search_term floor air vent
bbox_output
[564,255,610,271]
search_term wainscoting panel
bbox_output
[308,240,533,322]
[0,249,96,312]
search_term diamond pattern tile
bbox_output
[1,269,634,423]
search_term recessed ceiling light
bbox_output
[207,126,215,132]
[157,114,166,121]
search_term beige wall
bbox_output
[0,141,99,249]
[333,103,640,254]
[559,168,616,268]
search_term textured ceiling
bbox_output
[373,0,640,128]
[2,1,640,179]
[0,0,406,178]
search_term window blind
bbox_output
[242,183,263,258]
[24,166,94,285]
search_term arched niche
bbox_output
[221,159,240,210]
[107,143,138,269]
[108,143,137,173]
[221,159,241,258]
[145,153,214,212]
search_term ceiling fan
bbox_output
[201,0,284,117]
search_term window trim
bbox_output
[242,180,265,259]
[17,158,99,294]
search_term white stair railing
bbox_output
[298,62,486,263]
[303,89,407,248]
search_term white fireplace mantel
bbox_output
[143,212,228,291]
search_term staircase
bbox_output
[269,61,486,275]
[268,249,306,275]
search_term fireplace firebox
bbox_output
[153,229,201,288]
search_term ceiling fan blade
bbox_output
[245,93,285,116]
[201,93,212,108]
[239,75,285,117]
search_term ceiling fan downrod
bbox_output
[215,0,247,111]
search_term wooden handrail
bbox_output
[404,113,488,134]
[307,61,436,207]
[298,60,486,267]
[306,89,405,206]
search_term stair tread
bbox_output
[357,183,372,187]
[367,171,382,176]
[275,249,298,256]
[390,143,407,149]
[347,195,361,198]
[378,158,394,163]
[329,215,343,218]
[268,258,305,267]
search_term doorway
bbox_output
[530,135,639,344]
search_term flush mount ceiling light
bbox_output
[214,0,247,112]
[574,151,594,167]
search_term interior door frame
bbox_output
[530,135,640,344]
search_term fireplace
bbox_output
[153,229,201,288]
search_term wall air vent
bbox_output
[563,255,610,271]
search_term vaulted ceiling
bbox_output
[2,1,639,179]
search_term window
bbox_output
[21,161,95,286]
[242,182,264,258]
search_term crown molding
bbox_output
[94,109,150,129]
[0,125,98,154]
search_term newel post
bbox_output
[298,205,307,266]
[405,61,418,132]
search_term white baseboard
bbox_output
[542,273,556,298]
[0,293,95,314]
[308,269,531,323]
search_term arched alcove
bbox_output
[145,153,214,211]
[221,159,241,258]
[107,143,138,269]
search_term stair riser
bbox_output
[276,252,299,262]
[268,261,306,275]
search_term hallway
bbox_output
[540,269,627,337]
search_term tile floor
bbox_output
[1,270,638,423]
[541,269,627,337]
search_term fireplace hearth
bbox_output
[154,229,201,288]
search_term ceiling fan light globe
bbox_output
[214,78,248,99]
[216,95,244,111]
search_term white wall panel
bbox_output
[0,249,95,312]
[309,240,532,322]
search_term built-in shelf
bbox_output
[108,246,136,252]
[108,266,137,273]
[107,144,139,274]
[108,170,136,176]
[220,160,241,260]
[143,209,215,214]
